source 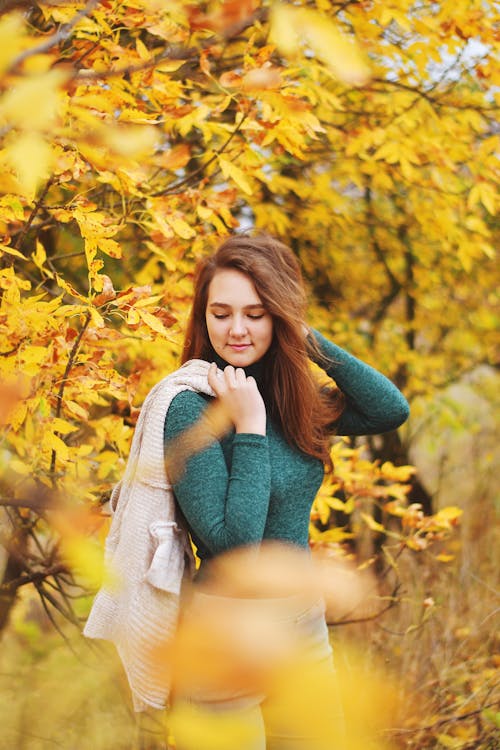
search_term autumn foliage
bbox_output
[0,1,498,748]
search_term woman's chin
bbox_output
[224,347,257,367]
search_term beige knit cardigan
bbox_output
[83,359,215,712]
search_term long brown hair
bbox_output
[182,233,345,467]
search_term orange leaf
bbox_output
[241,67,282,91]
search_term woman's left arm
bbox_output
[308,328,410,436]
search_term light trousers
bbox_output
[171,593,345,750]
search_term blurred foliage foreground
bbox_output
[0,0,498,749]
[0,515,498,750]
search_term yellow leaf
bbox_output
[136,37,150,61]
[32,239,46,266]
[0,13,25,75]
[467,184,481,211]
[0,244,25,259]
[138,309,172,338]
[270,6,370,86]
[479,183,496,215]
[64,400,89,421]
[127,308,140,325]
[97,237,122,258]
[96,450,119,480]
[89,306,105,328]
[311,526,354,543]
[55,274,87,301]
[10,458,31,476]
[6,131,53,199]
[7,401,28,430]
[197,205,213,221]
[327,495,355,513]
[437,733,462,749]
[89,258,104,283]
[155,60,185,73]
[0,69,68,130]
[133,294,164,308]
[361,513,385,533]
[465,216,489,236]
[59,533,106,590]
[302,11,371,86]
[218,157,253,195]
[44,431,69,460]
[21,345,48,373]
[102,124,159,157]
[380,462,416,482]
[241,67,282,91]
[51,417,78,435]
[314,496,332,525]
[436,553,455,563]
[269,4,301,56]
[434,506,463,525]
[165,215,196,239]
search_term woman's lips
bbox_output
[228,344,251,351]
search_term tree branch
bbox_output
[0,565,67,594]
[8,0,101,72]
[151,112,248,197]
[363,185,402,326]
[371,77,500,113]
[0,495,54,509]
[13,176,54,252]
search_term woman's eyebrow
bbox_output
[208,302,266,310]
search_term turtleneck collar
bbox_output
[211,352,265,385]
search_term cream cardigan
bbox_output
[83,359,215,711]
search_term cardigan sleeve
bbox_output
[164,390,271,556]
[309,329,410,436]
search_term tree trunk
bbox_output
[0,518,28,633]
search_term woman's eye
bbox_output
[213,313,228,319]
[248,314,264,320]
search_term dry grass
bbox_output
[335,494,499,750]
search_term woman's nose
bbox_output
[229,316,247,336]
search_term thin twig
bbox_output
[387,701,500,735]
[36,579,79,626]
[13,176,54,252]
[34,582,78,650]
[75,46,182,80]
[332,582,402,626]
[50,310,92,478]
[8,0,101,71]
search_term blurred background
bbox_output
[0,1,498,748]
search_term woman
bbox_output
[164,232,410,749]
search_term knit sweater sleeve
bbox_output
[164,390,271,556]
[309,329,410,436]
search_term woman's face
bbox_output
[205,268,274,367]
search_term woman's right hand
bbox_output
[208,363,266,435]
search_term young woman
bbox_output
[163,232,410,749]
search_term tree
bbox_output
[0,0,496,635]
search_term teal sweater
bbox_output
[164,330,409,561]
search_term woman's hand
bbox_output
[208,363,266,435]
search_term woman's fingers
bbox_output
[207,363,266,434]
[224,365,237,389]
[233,367,247,386]
[207,362,222,394]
